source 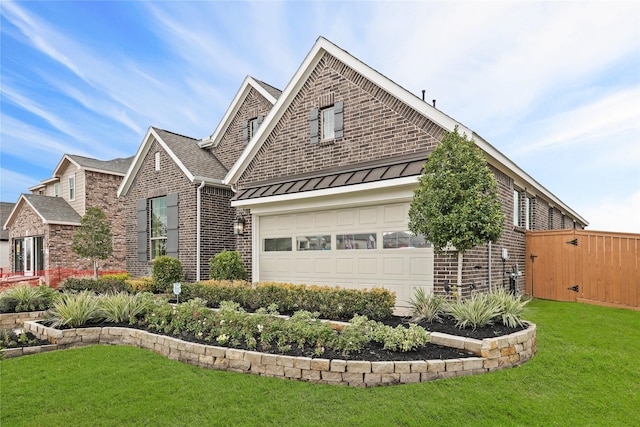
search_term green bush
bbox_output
[209,251,248,280]
[446,293,501,330]
[487,287,531,328]
[409,288,446,323]
[61,277,129,294]
[46,291,100,328]
[152,256,184,292]
[96,292,154,324]
[0,285,60,313]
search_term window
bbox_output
[383,231,431,249]
[525,197,532,230]
[264,238,292,252]
[336,233,376,250]
[296,235,331,251]
[69,175,75,201]
[54,183,60,197]
[243,116,264,145]
[513,189,520,227]
[309,101,343,143]
[155,152,161,171]
[321,107,335,140]
[150,196,167,259]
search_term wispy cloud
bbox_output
[578,190,640,233]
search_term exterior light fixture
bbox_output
[233,214,246,235]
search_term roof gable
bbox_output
[224,36,587,225]
[199,76,280,150]
[53,154,133,178]
[4,194,82,229]
[118,127,228,197]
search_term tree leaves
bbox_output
[409,127,505,254]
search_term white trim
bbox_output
[199,76,278,149]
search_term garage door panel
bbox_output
[358,258,378,274]
[258,203,434,311]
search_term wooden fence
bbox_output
[526,229,639,310]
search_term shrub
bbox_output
[209,251,248,281]
[61,277,129,294]
[96,292,154,324]
[126,277,154,293]
[408,288,446,323]
[46,291,100,328]
[487,287,531,328]
[446,293,501,330]
[152,256,184,292]
[0,285,60,313]
[99,273,130,282]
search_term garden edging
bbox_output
[19,319,536,387]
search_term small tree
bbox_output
[152,256,184,293]
[409,127,505,293]
[72,206,113,280]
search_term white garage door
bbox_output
[257,202,434,312]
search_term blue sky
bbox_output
[1,1,639,233]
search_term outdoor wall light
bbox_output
[233,214,246,235]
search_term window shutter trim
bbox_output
[166,193,179,258]
[309,108,319,144]
[136,199,148,262]
[334,101,344,138]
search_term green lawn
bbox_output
[1,299,639,426]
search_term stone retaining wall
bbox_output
[21,320,536,387]
[0,311,46,329]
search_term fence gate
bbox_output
[526,229,639,309]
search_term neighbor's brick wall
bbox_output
[84,170,127,271]
[211,87,275,170]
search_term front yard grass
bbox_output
[1,299,638,426]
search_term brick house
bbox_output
[118,77,280,281]
[222,37,587,311]
[3,154,133,281]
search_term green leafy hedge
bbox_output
[180,281,395,321]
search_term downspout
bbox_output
[488,241,492,292]
[196,180,206,282]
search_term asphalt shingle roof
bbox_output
[0,202,15,240]
[255,79,282,100]
[22,194,82,225]
[153,128,228,181]
[67,154,134,175]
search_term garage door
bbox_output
[258,202,434,311]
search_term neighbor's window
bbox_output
[525,197,532,230]
[69,175,76,201]
[54,183,60,197]
[264,238,292,252]
[296,235,331,251]
[336,233,376,250]
[513,189,520,227]
[150,196,167,258]
[382,231,431,249]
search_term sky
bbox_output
[1,1,639,233]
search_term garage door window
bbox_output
[383,231,431,249]
[337,233,376,250]
[264,238,292,252]
[296,235,331,251]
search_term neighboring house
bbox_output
[0,202,15,274]
[118,77,280,281]
[222,37,588,310]
[3,154,133,281]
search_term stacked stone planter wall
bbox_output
[20,320,536,387]
[0,311,46,329]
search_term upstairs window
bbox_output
[309,101,343,144]
[243,116,264,145]
[155,152,161,171]
[54,183,60,197]
[513,189,520,227]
